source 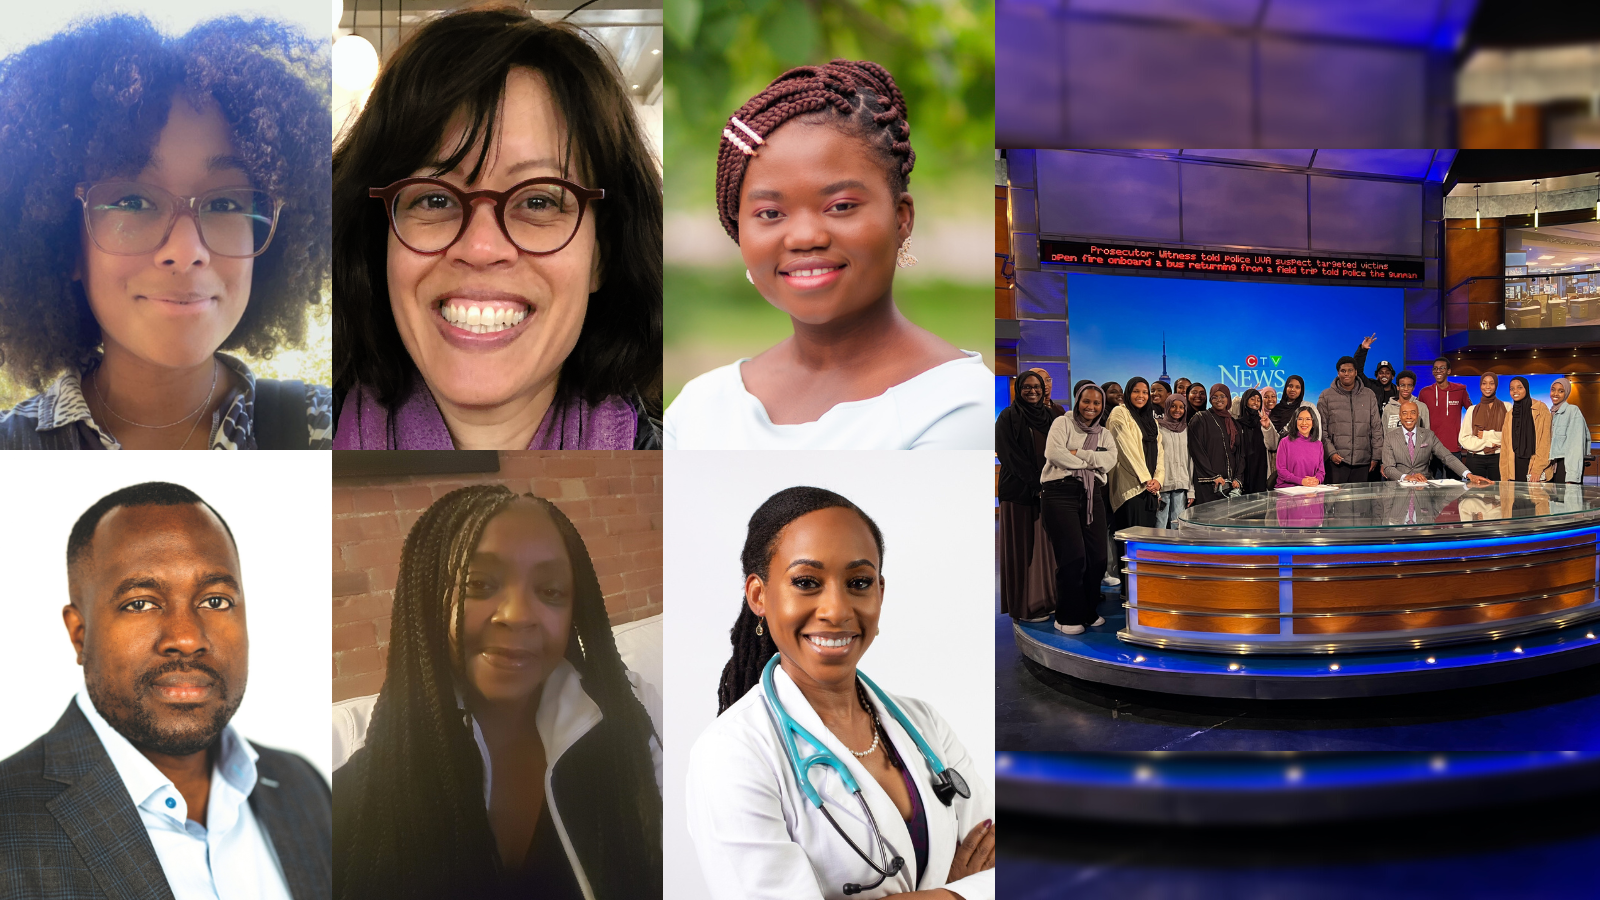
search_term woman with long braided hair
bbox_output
[332,485,661,899]
[686,486,995,898]
[663,61,992,451]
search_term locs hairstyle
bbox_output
[714,59,915,243]
[334,485,661,900]
[332,5,663,433]
[717,486,886,715]
[0,16,332,388]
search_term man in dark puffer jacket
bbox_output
[1317,356,1384,485]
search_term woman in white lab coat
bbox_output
[687,487,995,899]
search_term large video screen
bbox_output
[1064,272,1404,399]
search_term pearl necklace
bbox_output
[848,680,881,758]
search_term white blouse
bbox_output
[664,352,993,450]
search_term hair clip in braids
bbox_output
[723,116,764,157]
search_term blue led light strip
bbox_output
[1129,525,1600,557]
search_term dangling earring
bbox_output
[896,238,918,268]
[746,269,754,284]
[756,618,765,636]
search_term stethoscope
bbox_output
[760,654,971,895]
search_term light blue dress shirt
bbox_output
[75,691,293,900]
[1549,403,1589,483]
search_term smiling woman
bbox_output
[663,61,992,451]
[685,485,995,899]
[331,6,662,450]
[0,15,333,449]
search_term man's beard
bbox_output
[85,660,245,757]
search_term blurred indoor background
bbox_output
[662,0,994,404]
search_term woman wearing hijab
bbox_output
[1040,384,1119,635]
[997,371,1064,621]
[1173,378,1192,402]
[1501,376,1553,483]
[1270,375,1322,439]
[1185,382,1208,425]
[1188,383,1242,506]
[1459,374,1511,481]
[1155,394,1193,529]
[1549,378,1589,485]
[1235,388,1281,495]
[1105,377,1165,592]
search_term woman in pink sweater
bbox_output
[1275,407,1327,488]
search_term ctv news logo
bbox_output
[1219,354,1287,389]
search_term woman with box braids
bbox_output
[714,59,915,242]
[334,484,661,900]
[665,59,994,451]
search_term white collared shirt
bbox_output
[75,691,293,900]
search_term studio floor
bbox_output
[999,787,1600,899]
[995,587,1600,750]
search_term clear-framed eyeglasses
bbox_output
[369,176,604,256]
[75,181,283,258]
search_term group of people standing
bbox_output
[997,339,1592,636]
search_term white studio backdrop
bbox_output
[0,0,328,56]
[0,451,333,782]
[663,451,997,899]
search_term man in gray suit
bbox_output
[1382,400,1494,486]
[0,483,329,900]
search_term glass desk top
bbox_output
[1179,481,1600,530]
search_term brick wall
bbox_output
[332,451,663,702]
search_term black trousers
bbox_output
[1041,478,1110,627]
[1554,459,1570,484]
[1111,491,1159,597]
[1325,459,1370,484]
[1462,452,1500,481]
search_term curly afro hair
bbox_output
[0,15,332,390]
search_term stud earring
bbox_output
[896,238,918,268]
[746,269,754,284]
[756,618,765,636]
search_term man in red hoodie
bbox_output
[1418,357,1470,478]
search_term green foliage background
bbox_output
[0,299,331,412]
[663,0,994,404]
[665,0,994,216]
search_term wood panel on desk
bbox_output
[1294,588,1594,635]
[1135,569,1280,613]
[1292,553,1594,614]
[1134,609,1281,635]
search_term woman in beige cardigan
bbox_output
[1500,376,1554,483]
[1105,377,1165,592]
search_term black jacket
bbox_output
[1353,343,1399,410]
[995,404,1061,504]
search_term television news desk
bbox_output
[1014,482,1600,698]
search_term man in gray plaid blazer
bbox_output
[0,483,329,899]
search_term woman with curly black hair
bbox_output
[333,485,662,900]
[331,6,662,450]
[0,15,333,449]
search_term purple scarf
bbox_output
[332,377,637,449]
